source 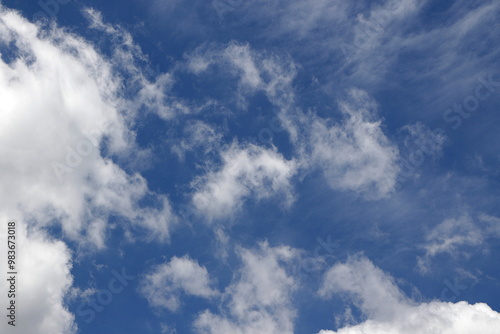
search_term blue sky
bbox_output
[0,0,500,333]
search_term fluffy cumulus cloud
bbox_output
[0,220,75,333]
[318,255,500,334]
[194,242,298,334]
[192,143,297,220]
[139,255,218,311]
[309,89,400,198]
[0,6,176,247]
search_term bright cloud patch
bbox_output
[192,143,297,220]
[0,220,75,333]
[194,242,298,334]
[139,255,218,311]
[0,6,176,247]
[318,255,500,334]
[309,89,400,198]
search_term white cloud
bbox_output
[309,89,400,198]
[139,255,218,312]
[424,216,482,253]
[186,42,297,111]
[0,220,75,334]
[417,214,500,273]
[192,143,297,220]
[224,43,263,91]
[187,44,400,199]
[0,6,177,247]
[83,7,191,120]
[319,255,409,320]
[193,242,298,334]
[318,255,500,334]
